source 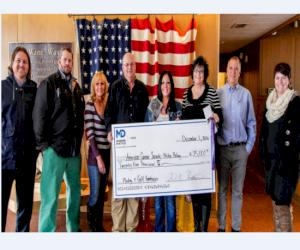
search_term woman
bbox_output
[2,46,37,232]
[259,63,300,232]
[84,71,110,232]
[145,71,182,232]
[182,56,222,232]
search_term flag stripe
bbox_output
[131,40,195,54]
[136,62,192,76]
[133,51,195,65]
[131,28,197,44]
[156,18,198,36]
[136,73,192,88]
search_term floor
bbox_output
[3,164,300,232]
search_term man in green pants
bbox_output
[33,48,85,232]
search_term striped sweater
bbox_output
[182,83,223,123]
[84,101,110,165]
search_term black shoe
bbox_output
[231,228,240,232]
[217,228,225,232]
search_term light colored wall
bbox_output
[1,14,79,80]
[1,14,220,87]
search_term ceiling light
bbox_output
[272,31,277,36]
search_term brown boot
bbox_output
[272,201,280,232]
[273,202,292,232]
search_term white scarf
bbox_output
[266,88,295,123]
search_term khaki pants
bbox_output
[111,196,139,232]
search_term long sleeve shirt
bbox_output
[104,77,149,131]
[217,83,256,153]
[84,101,110,165]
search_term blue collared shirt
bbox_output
[217,83,256,153]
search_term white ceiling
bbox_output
[220,14,296,53]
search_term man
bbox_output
[105,52,149,232]
[217,56,256,232]
[33,48,85,232]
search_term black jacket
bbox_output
[33,71,85,157]
[104,77,149,131]
[259,95,300,204]
[2,75,37,171]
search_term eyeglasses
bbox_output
[194,69,205,74]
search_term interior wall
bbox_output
[260,25,300,95]
[1,14,79,80]
[1,14,220,88]
[228,24,300,199]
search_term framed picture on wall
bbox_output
[9,42,72,85]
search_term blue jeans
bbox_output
[87,149,110,207]
[155,196,176,232]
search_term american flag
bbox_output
[76,18,131,94]
[76,18,197,99]
[131,17,197,100]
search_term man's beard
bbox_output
[61,67,71,76]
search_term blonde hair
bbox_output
[90,71,109,105]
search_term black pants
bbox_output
[191,193,211,232]
[1,166,36,232]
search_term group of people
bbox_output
[2,46,299,233]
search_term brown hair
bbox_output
[60,47,73,59]
[274,62,291,79]
[8,46,32,80]
[90,71,109,104]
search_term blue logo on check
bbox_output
[116,129,126,138]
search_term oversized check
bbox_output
[112,119,215,198]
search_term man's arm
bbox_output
[245,90,256,153]
[104,81,116,133]
[32,80,52,152]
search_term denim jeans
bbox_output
[155,196,176,232]
[87,150,110,207]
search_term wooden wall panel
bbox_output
[295,36,300,91]
[260,27,300,95]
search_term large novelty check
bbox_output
[111,119,215,198]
